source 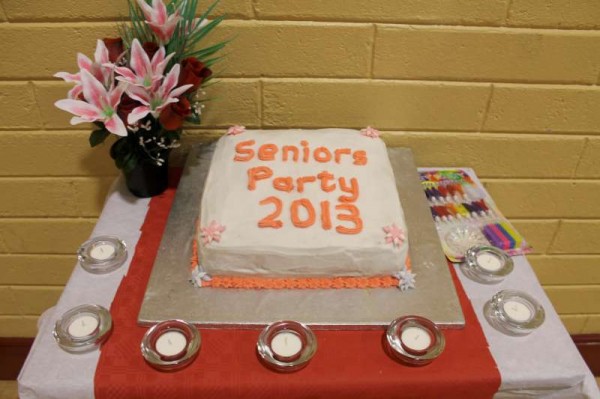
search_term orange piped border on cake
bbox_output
[191,239,411,290]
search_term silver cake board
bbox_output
[138,143,465,329]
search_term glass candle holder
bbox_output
[141,320,201,372]
[78,235,127,274]
[461,246,513,284]
[385,315,445,366]
[53,304,112,353]
[257,320,317,373]
[442,225,489,262]
[484,290,545,336]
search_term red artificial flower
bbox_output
[117,94,141,125]
[178,57,212,93]
[159,97,192,130]
[142,42,160,60]
[103,37,124,63]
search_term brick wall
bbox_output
[1,0,599,336]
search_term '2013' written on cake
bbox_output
[234,140,367,234]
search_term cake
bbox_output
[190,127,414,290]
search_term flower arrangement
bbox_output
[54,0,226,194]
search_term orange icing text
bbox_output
[235,139,366,234]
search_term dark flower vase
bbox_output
[123,157,169,198]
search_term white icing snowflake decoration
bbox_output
[394,270,416,291]
[190,267,212,287]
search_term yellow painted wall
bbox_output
[1,0,600,336]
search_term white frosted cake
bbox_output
[192,127,411,287]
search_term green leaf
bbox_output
[89,129,110,147]
[197,0,220,26]
[186,15,225,48]
[184,40,229,59]
[203,54,226,68]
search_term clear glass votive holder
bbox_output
[77,235,127,274]
[257,320,317,373]
[484,290,545,336]
[53,304,112,353]
[385,315,445,366]
[461,245,513,284]
[141,319,201,372]
[442,224,489,262]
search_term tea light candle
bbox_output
[401,326,432,354]
[476,252,502,272]
[67,315,99,338]
[155,331,188,357]
[90,243,116,261]
[271,331,303,359]
[503,300,532,323]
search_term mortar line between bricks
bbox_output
[528,254,600,258]
[3,285,66,289]
[503,0,514,27]
[0,217,98,221]
[3,126,600,137]
[0,253,75,258]
[258,79,264,128]
[542,284,600,289]
[481,177,600,182]
[14,77,600,87]
[580,316,591,332]
[572,137,590,178]
[0,252,88,256]
[368,24,377,79]
[27,81,44,128]
[509,217,600,221]
[0,2,7,21]
[4,18,600,33]
[249,0,258,19]
[479,84,494,132]
[546,219,563,254]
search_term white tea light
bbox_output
[503,300,532,323]
[78,236,127,274]
[53,304,112,353]
[476,252,502,272]
[257,320,317,373]
[463,246,513,284]
[67,315,99,338]
[386,316,445,366]
[155,331,188,357]
[141,320,201,372]
[484,290,545,336]
[271,331,303,358]
[400,326,432,352]
[90,244,116,260]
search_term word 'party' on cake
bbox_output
[191,127,414,290]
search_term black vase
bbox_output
[123,156,169,198]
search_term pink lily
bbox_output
[54,40,113,99]
[137,0,181,44]
[55,69,127,136]
[114,39,173,89]
[125,64,193,124]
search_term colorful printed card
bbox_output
[418,168,532,262]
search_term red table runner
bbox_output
[95,170,501,399]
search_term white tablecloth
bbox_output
[18,174,599,399]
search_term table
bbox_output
[18,173,600,399]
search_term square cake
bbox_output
[193,128,410,285]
